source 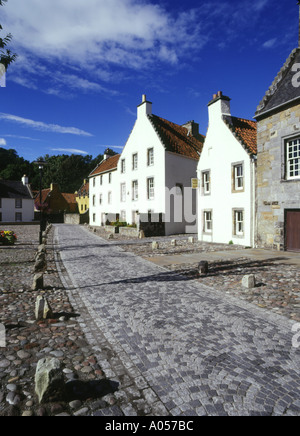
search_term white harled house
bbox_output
[197,92,257,247]
[89,95,205,235]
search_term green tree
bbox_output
[0,0,17,69]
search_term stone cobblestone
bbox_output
[0,225,121,416]
[55,224,300,416]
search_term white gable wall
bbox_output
[165,151,198,235]
[197,96,255,246]
[117,100,166,224]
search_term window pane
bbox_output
[287,139,300,179]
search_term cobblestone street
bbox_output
[1,223,300,416]
[54,224,300,416]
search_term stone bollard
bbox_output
[152,241,159,250]
[35,296,53,321]
[32,273,44,291]
[35,357,65,403]
[171,239,177,247]
[188,236,195,244]
[34,253,46,272]
[139,230,145,239]
[198,261,208,276]
[242,274,256,289]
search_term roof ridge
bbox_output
[148,114,204,159]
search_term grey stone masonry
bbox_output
[55,224,300,416]
[255,102,300,250]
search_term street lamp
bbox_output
[34,158,47,245]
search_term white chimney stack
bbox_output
[22,175,29,185]
[137,94,152,118]
[207,91,231,125]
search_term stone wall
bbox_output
[138,213,165,237]
[256,103,300,250]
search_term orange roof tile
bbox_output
[149,115,205,160]
[61,193,77,204]
[223,116,257,155]
[89,154,120,177]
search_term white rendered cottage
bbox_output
[89,95,205,235]
[89,152,120,227]
[197,92,257,247]
[0,176,35,223]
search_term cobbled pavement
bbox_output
[54,224,300,416]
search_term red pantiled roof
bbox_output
[61,193,77,204]
[34,189,50,205]
[223,116,257,155]
[89,154,120,177]
[149,115,205,160]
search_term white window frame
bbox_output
[120,183,126,202]
[286,138,300,180]
[233,209,244,236]
[15,198,22,209]
[203,210,212,233]
[147,177,155,200]
[99,194,103,205]
[132,153,138,171]
[202,171,210,195]
[132,180,138,201]
[147,148,154,166]
[121,159,126,174]
[233,163,244,191]
[120,210,126,222]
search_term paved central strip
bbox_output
[55,224,300,416]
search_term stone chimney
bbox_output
[50,183,59,193]
[137,94,152,118]
[103,148,115,160]
[207,91,231,124]
[182,120,201,138]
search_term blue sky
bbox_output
[0,0,299,162]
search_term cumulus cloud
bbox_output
[0,113,93,136]
[0,138,7,146]
[2,0,203,70]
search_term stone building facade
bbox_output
[255,47,300,251]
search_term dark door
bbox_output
[285,210,300,252]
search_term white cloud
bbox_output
[3,134,39,141]
[0,138,7,146]
[0,113,93,136]
[262,38,277,49]
[51,148,88,155]
[2,0,203,71]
